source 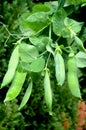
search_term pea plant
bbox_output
[1,0,86,115]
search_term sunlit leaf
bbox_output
[76,51,86,68]
[20,57,45,72]
[65,0,86,6]
[32,4,50,13]
[19,12,50,36]
[52,8,67,37]
[30,57,45,72]
[19,43,39,63]
[29,36,52,51]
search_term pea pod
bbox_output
[67,54,81,98]
[4,70,27,102]
[18,79,33,110]
[44,68,52,115]
[1,44,19,88]
[74,36,86,52]
[54,52,65,86]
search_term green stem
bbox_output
[45,53,51,68]
[49,24,51,40]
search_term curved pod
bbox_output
[4,70,27,102]
[1,45,19,88]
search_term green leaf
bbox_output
[18,12,31,25]
[19,43,39,63]
[32,4,51,13]
[44,1,58,14]
[76,51,86,68]
[32,2,57,15]
[65,0,86,6]
[18,80,33,110]
[46,44,54,56]
[20,57,45,72]
[30,57,45,72]
[29,36,52,52]
[74,36,86,52]
[20,62,31,72]
[64,17,83,36]
[52,9,67,37]
[53,9,83,38]
[19,12,50,36]
[18,12,32,36]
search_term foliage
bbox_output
[0,0,86,129]
[0,100,26,130]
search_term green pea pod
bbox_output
[1,45,19,88]
[44,68,52,115]
[67,54,81,98]
[18,79,33,110]
[4,70,27,102]
[54,52,65,86]
[74,36,86,52]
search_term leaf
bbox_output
[76,51,86,68]
[20,57,45,72]
[32,3,57,15]
[29,36,52,52]
[4,70,27,102]
[52,8,67,37]
[53,10,83,38]
[19,12,50,36]
[46,44,54,56]
[65,0,86,6]
[19,43,39,63]
[74,36,86,52]
[64,17,83,36]
[44,1,58,14]
[30,57,45,72]
[20,62,31,72]
[18,80,33,110]
[32,4,50,13]
[18,12,32,36]
[18,12,31,25]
